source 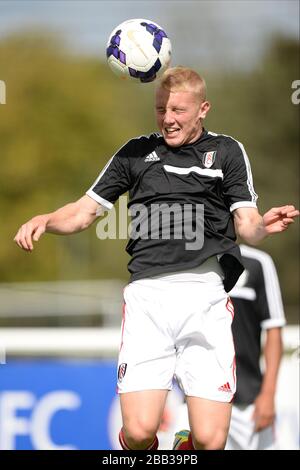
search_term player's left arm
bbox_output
[252,327,283,431]
[233,205,299,245]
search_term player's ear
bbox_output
[199,101,211,119]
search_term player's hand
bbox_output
[252,393,275,432]
[263,205,299,235]
[14,215,49,252]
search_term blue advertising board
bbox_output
[0,357,298,450]
[0,360,118,450]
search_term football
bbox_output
[106,18,172,83]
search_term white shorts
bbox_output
[117,257,236,402]
[225,404,276,450]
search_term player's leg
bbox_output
[117,280,176,450]
[119,389,168,450]
[174,273,236,450]
[172,398,231,450]
[187,396,232,449]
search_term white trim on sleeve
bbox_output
[86,190,113,210]
[230,201,257,212]
[261,318,286,329]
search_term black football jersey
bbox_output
[87,131,258,290]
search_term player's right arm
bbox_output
[252,327,283,431]
[14,195,103,252]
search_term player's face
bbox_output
[155,87,210,147]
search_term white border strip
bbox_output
[261,318,286,329]
[230,201,257,212]
[0,328,120,356]
[164,165,223,178]
[88,155,115,191]
[86,190,113,210]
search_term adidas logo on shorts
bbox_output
[218,382,232,392]
[144,152,160,162]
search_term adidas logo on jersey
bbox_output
[144,152,160,162]
[218,382,232,392]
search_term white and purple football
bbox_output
[106,19,172,83]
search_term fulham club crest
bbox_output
[118,363,127,383]
[203,151,217,168]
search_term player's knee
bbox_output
[123,420,158,449]
[192,428,227,450]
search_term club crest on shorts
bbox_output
[203,151,217,168]
[118,363,127,383]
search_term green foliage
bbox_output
[0,33,299,320]
[0,32,153,283]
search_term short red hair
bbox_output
[158,66,207,102]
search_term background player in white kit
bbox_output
[174,244,285,450]
[226,245,285,450]
[14,67,299,450]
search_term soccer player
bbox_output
[14,67,299,450]
[225,244,285,450]
[173,244,286,450]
